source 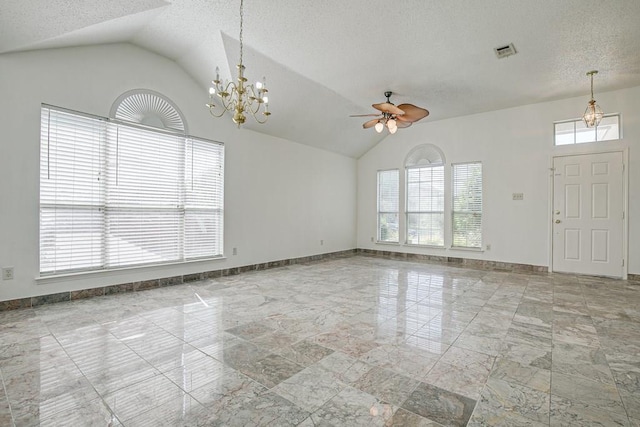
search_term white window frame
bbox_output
[377,169,400,243]
[451,162,483,249]
[554,114,621,146]
[39,104,224,276]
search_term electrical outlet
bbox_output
[2,267,14,280]
[486,244,491,251]
[232,247,237,256]
[320,240,324,246]
[512,193,524,201]
[371,237,374,242]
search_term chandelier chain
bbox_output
[239,0,244,66]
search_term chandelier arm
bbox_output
[249,109,270,124]
[216,81,241,112]
[208,107,226,118]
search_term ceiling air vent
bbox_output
[494,43,517,59]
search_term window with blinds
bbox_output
[406,166,445,246]
[377,169,399,243]
[40,105,224,275]
[452,162,482,248]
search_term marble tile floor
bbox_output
[1,256,639,426]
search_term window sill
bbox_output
[405,243,446,249]
[36,256,227,285]
[375,241,401,246]
[449,246,484,252]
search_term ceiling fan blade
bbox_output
[363,118,380,129]
[350,113,382,117]
[372,102,405,115]
[396,104,429,122]
[396,121,412,129]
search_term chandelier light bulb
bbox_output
[375,122,384,133]
[256,81,263,90]
[209,87,215,95]
[262,96,269,104]
[387,119,397,129]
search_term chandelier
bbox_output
[582,70,603,127]
[206,0,270,126]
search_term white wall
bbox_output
[357,86,640,274]
[0,43,357,301]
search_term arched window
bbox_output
[110,89,187,132]
[405,144,445,246]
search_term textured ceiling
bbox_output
[2,0,640,157]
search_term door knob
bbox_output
[555,219,561,224]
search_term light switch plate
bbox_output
[2,267,14,280]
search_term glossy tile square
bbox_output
[352,365,420,406]
[310,386,396,426]
[271,364,346,412]
[402,382,476,427]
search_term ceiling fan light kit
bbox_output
[351,91,429,134]
[582,70,604,127]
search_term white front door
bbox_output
[552,152,624,277]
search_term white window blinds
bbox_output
[377,169,399,243]
[452,162,482,248]
[406,166,445,246]
[40,109,106,273]
[184,137,224,259]
[40,105,224,275]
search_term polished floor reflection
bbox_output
[1,256,639,426]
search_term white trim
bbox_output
[36,256,226,284]
[449,246,484,253]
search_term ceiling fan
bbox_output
[351,91,429,134]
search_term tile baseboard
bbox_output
[0,249,356,312]
[3,248,638,312]
[356,248,548,273]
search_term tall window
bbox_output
[452,162,482,248]
[377,169,399,243]
[40,105,224,275]
[405,144,445,246]
[406,166,445,246]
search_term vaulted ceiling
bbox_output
[2,0,640,157]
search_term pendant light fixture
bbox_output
[582,70,603,127]
[206,0,270,127]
